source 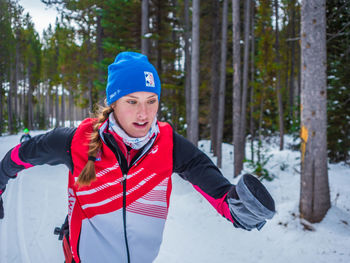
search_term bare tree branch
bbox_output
[327,21,350,43]
[285,36,300,42]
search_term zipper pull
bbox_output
[126,149,131,166]
[121,174,127,184]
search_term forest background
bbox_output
[0,0,349,222]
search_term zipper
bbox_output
[104,132,155,263]
[121,145,151,263]
[103,133,133,262]
[126,149,131,167]
[122,173,131,263]
[120,146,131,262]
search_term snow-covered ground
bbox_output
[0,131,349,262]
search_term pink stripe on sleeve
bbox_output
[10,144,34,169]
[193,185,234,223]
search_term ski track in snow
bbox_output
[17,174,32,262]
[0,132,67,262]
[0,172,29,262]
[0,165,68,262]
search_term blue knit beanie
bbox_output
[106,52,161,105]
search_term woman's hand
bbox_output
[227,174,275,231]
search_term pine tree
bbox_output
[300,0,330,223]
[326,0,350,163]
[0,0,14,133]
[189,0,200,145]
[216,0,229,168]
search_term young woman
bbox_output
[0,52,275,263]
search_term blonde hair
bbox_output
[76,103,114,187]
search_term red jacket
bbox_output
[68,118,174,262]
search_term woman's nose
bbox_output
[137,103,147,119]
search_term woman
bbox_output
[0,52,275,263]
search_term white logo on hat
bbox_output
[109,90,121,99]
[144,71,155,87]
[110,91,117,99]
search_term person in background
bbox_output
[0,52,275,263]
[20,128,32,143]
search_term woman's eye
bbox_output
[127,100,137,104]
[148,99,157,104]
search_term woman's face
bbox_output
[111,92,159,138]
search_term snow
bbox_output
[0,131,349,262]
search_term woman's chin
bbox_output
[128,126,149,138]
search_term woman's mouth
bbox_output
[133,122,148,128]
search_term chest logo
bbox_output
[150,145,159,154]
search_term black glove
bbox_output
[227,174,275,231]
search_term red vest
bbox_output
[67,118,173,262]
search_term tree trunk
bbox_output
[44,90,48,128]
[55,86,59,128]
[171,0,179,130]
[274,0,284,150]
[14,29,20,129]
[19,81,24,124]
[258,90,265,145]
[250,0,255,162]
[189,0,200,145]
[141,0,150,56]
[210,0,220,155]
[216,0,228,168]
[61,86,65,127]
[296,2,301,123]
[232,0,242,177]
[300,0,330,223]
[96,14,105,102]
[184,0,191,139]
[238,0,251,172]
[87,35,93,112]
[69,87,74,127]
[154,0,164,121]
[156,0,163,77]
[27,85,33,130]
[27,64,33,130]
[289,0,296,121]
[49,88,54,128]
[8,67,14,134]
[35,86,39,128]
[45,85,49,128]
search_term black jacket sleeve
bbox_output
[172,131,232,199]
[0,127,76,191]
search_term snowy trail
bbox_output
[0,171,33,262]
[16,174,31,262]
[0,132,68,262]
[0,164,68,262]
[0,175,25,262]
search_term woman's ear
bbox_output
[110,101,117,110]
